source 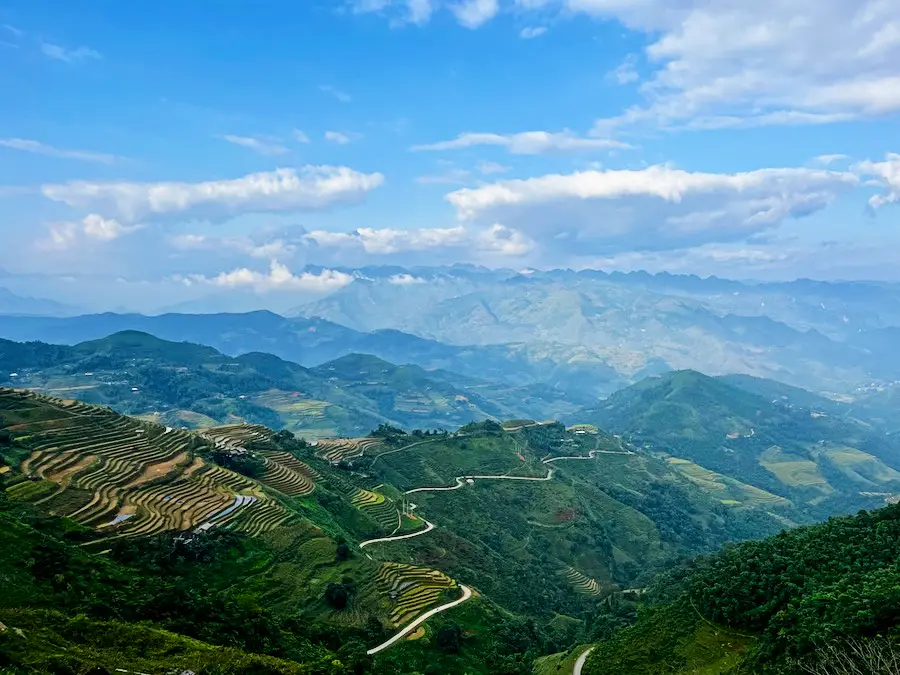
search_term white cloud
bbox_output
[305,223,531,258]
[475,223,534,256]
[412,130,630,154]
[292,129,311,143]
[324,130,363,144]
[856,153,900,209]
[476,160,510,175]
[40,42,100,63]
[82,214,131,241]
[446,164,859,254]
[519,26,547,39]
[308,225,469,254]
[189,260,354,293]
[606,54,639,85]
[41,166,385,223]
[37,214,136,250]
[571,0,900,132]
[450,0,500,28]
[220,134,289,155]
[3,24,23,37]
[814,154,851,165]
[0,138,123,164]
[319,84,352,103]
[388,273,427,284]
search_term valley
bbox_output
[2,326,900,674]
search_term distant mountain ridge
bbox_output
[572,370,900,520]
[0,286,82,317]
[0,331,585,436]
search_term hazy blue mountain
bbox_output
[0,287,83,317]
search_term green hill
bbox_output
[0,332,581,439]
[574,370,900,520]
[579,502,900,674]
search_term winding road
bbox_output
[572,646,595,675]
[359,442,633,655]
[366,584,474,655]
[358,519,436,549]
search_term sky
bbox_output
[1,0,900,310]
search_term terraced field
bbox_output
[563,566,602,596]
[664,455,791,508]
[377,562,458,626]
[202,423,274,449]
[314,437,382,462]
[1,389,293,541]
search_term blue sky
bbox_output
[1,0,899,309]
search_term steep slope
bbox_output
[579,502,900,674]
[0,390,532,674]
[574,371,900,519]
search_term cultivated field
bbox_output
[1,389,295,542]
[562,566,602,596]
[377,562,457,626]
[313,437,382,463]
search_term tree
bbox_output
[336,543,350,562]
[436,623,462,653]
[0,430,11,446]
[325,582,349,609]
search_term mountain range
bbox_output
[3,267,900,402]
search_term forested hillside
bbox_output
[0,331,587,437]
[580,503,900,674]
[0,388,810,674]
[575,370,900,521]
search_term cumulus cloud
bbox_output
[0,138,123,164]
[40,41,100,63]
[185,260,354,293]
[450,0,500,28]
[571,0,900,132]
[41,166,385,223]
[37,214,137,250]
[220,134,289,155]
[412,130,629,154]
[446,164,859,254]
[856,153,900,209]
[324,130,363,144]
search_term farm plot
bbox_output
[377,562,457,626]
[562,566,602,596]
[202,423,274,449]
[314,437,382,463]
[257,454,316,497]
[1,388,293,542]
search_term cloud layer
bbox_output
[41,166,385,223]
[447,164,859,254]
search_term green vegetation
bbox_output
[581,503,900,674]
[576,370,900,521]
[0,333,582,438]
